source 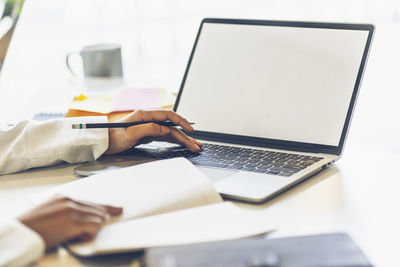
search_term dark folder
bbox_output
[143,232,372,267]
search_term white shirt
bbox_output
[0,116,109,266]
[0,220,45,267]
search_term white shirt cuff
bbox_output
[0,220,45,267]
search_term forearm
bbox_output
[0,117,109,175]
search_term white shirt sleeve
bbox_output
[0,116,109,175]
[0,220,45,267]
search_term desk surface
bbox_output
[0,138,399,267]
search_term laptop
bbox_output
[77,18,374,203]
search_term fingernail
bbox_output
[161,127,170,134]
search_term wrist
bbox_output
[104,127,133,155]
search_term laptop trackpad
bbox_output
[214,172,291,202]
[197,166,237,183]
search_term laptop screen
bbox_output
[175,19,373,155]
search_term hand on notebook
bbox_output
[19,196,123,249]
[105,109,203,155]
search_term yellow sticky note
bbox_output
[70,95,113,114]
[75,94,88,101]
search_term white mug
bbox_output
[66,43,123,78]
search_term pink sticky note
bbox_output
[111,88,160,112]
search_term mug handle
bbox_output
[65,52,81,77]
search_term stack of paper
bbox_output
[31,158,273,256]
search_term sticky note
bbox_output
[75,94,88,101]
[111,88,160,112]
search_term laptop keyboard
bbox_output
[130,143,324,177]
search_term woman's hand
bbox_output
[105,109,203,155]
[19,197,123,250]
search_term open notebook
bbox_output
[31,158,273,256]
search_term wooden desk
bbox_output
[1,138,399,266]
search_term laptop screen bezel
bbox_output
[174,18,374,156]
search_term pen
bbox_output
[72,121,194,129]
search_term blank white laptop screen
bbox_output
[176,22,369,146]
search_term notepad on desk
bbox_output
[69,87,176,114]
[31,158,273,256]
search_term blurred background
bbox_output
[2,0,395,90]
[0,0,399,153]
